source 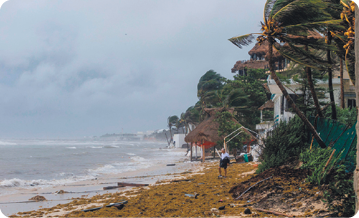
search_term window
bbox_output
[348,99,356,109]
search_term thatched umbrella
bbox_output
[185,107,256,162]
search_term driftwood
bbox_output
[166,164,176,166]
[171,179,194,183]
[235,176,272,200]
[252,207,293,217]
[117,182,149,187]
[83,200,128,212]
[103,185,124,190]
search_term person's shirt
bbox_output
[220,152,229,160]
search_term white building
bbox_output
[173,134,187,148]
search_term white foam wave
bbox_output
[90,146,102,149]
[126,153,136,156]
[66,147,76,149]
[0,141,17,145]
[0,175,93,188]
[103,145,119,148]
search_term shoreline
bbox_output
[2,148,198,216]
[11,160,256,217]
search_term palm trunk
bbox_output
[327,32,337,119]
[268,37,326,148]
[168,125,173,142]
[340,58,345,108]
[354,4,359,213]
[305,45,323,117]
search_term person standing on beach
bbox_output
[218,148,229,178]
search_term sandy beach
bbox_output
[2,148,197,217]
[8,158,331,218]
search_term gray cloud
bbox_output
[0,0,266,138]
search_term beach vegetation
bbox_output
[256,116,309,174]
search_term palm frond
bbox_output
[272,0,331,26]
[283,35,337,52]
[285,20,344,33]
[228,34,257,49]
[273,42,330,70]
[264,0,278,21]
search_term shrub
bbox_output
[300,147,343,185]
[323,165,355,217]
[256,116,309,174]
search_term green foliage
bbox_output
[300,147,343,185]
[229,68,269,129]
[214,111,249,152]
[324,105,357,126]
[256,116,309,174]
[322,165,355,217]
[197,70,224,100]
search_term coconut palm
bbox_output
[228,0,340,148]
[167,115,179,142]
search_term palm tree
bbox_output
[167,115,179,142]
[228,0,338,148]
[351,0,357,212]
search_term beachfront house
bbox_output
[231,32,356,143]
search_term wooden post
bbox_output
[202,144,205,163]
[195,142,198,160]
[190,143,193,162]
[224,139,227,153]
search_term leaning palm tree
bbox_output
[167,115,179,142]
[228,0,340,148]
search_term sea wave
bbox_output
[0,141,17,146]
[0,175,93,188]
[126,153,136,156]
[66,147,77,149]
[103,145,119,148]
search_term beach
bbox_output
[0,139,196,216]
[8,158,333,217]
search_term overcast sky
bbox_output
[0,0,267,138]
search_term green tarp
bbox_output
[309,116,356,172]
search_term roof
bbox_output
[248,41,269,56]
[258,100,274,110]
[231,60,269,73]
[184,107,256,143]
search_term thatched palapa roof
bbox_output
[231,60,268,73]
[184,108,256,144]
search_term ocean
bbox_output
[0,139,186,196]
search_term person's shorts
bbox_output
[219,160,227,169]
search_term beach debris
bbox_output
[211,208,219,213]
[252,207,293,217]
[82,200,128,212]
[185,193,199,199]
[230,204,237,208]
[235,176,273,200]
[29,195,47,201]
[244,208,251,214]
[171,179,194,183]
[218,206,225,210]
[103,185,124,190]
[198,182,205,185]
[55,190,68,194]
[166,164,176,166]
[117,182,149,187]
